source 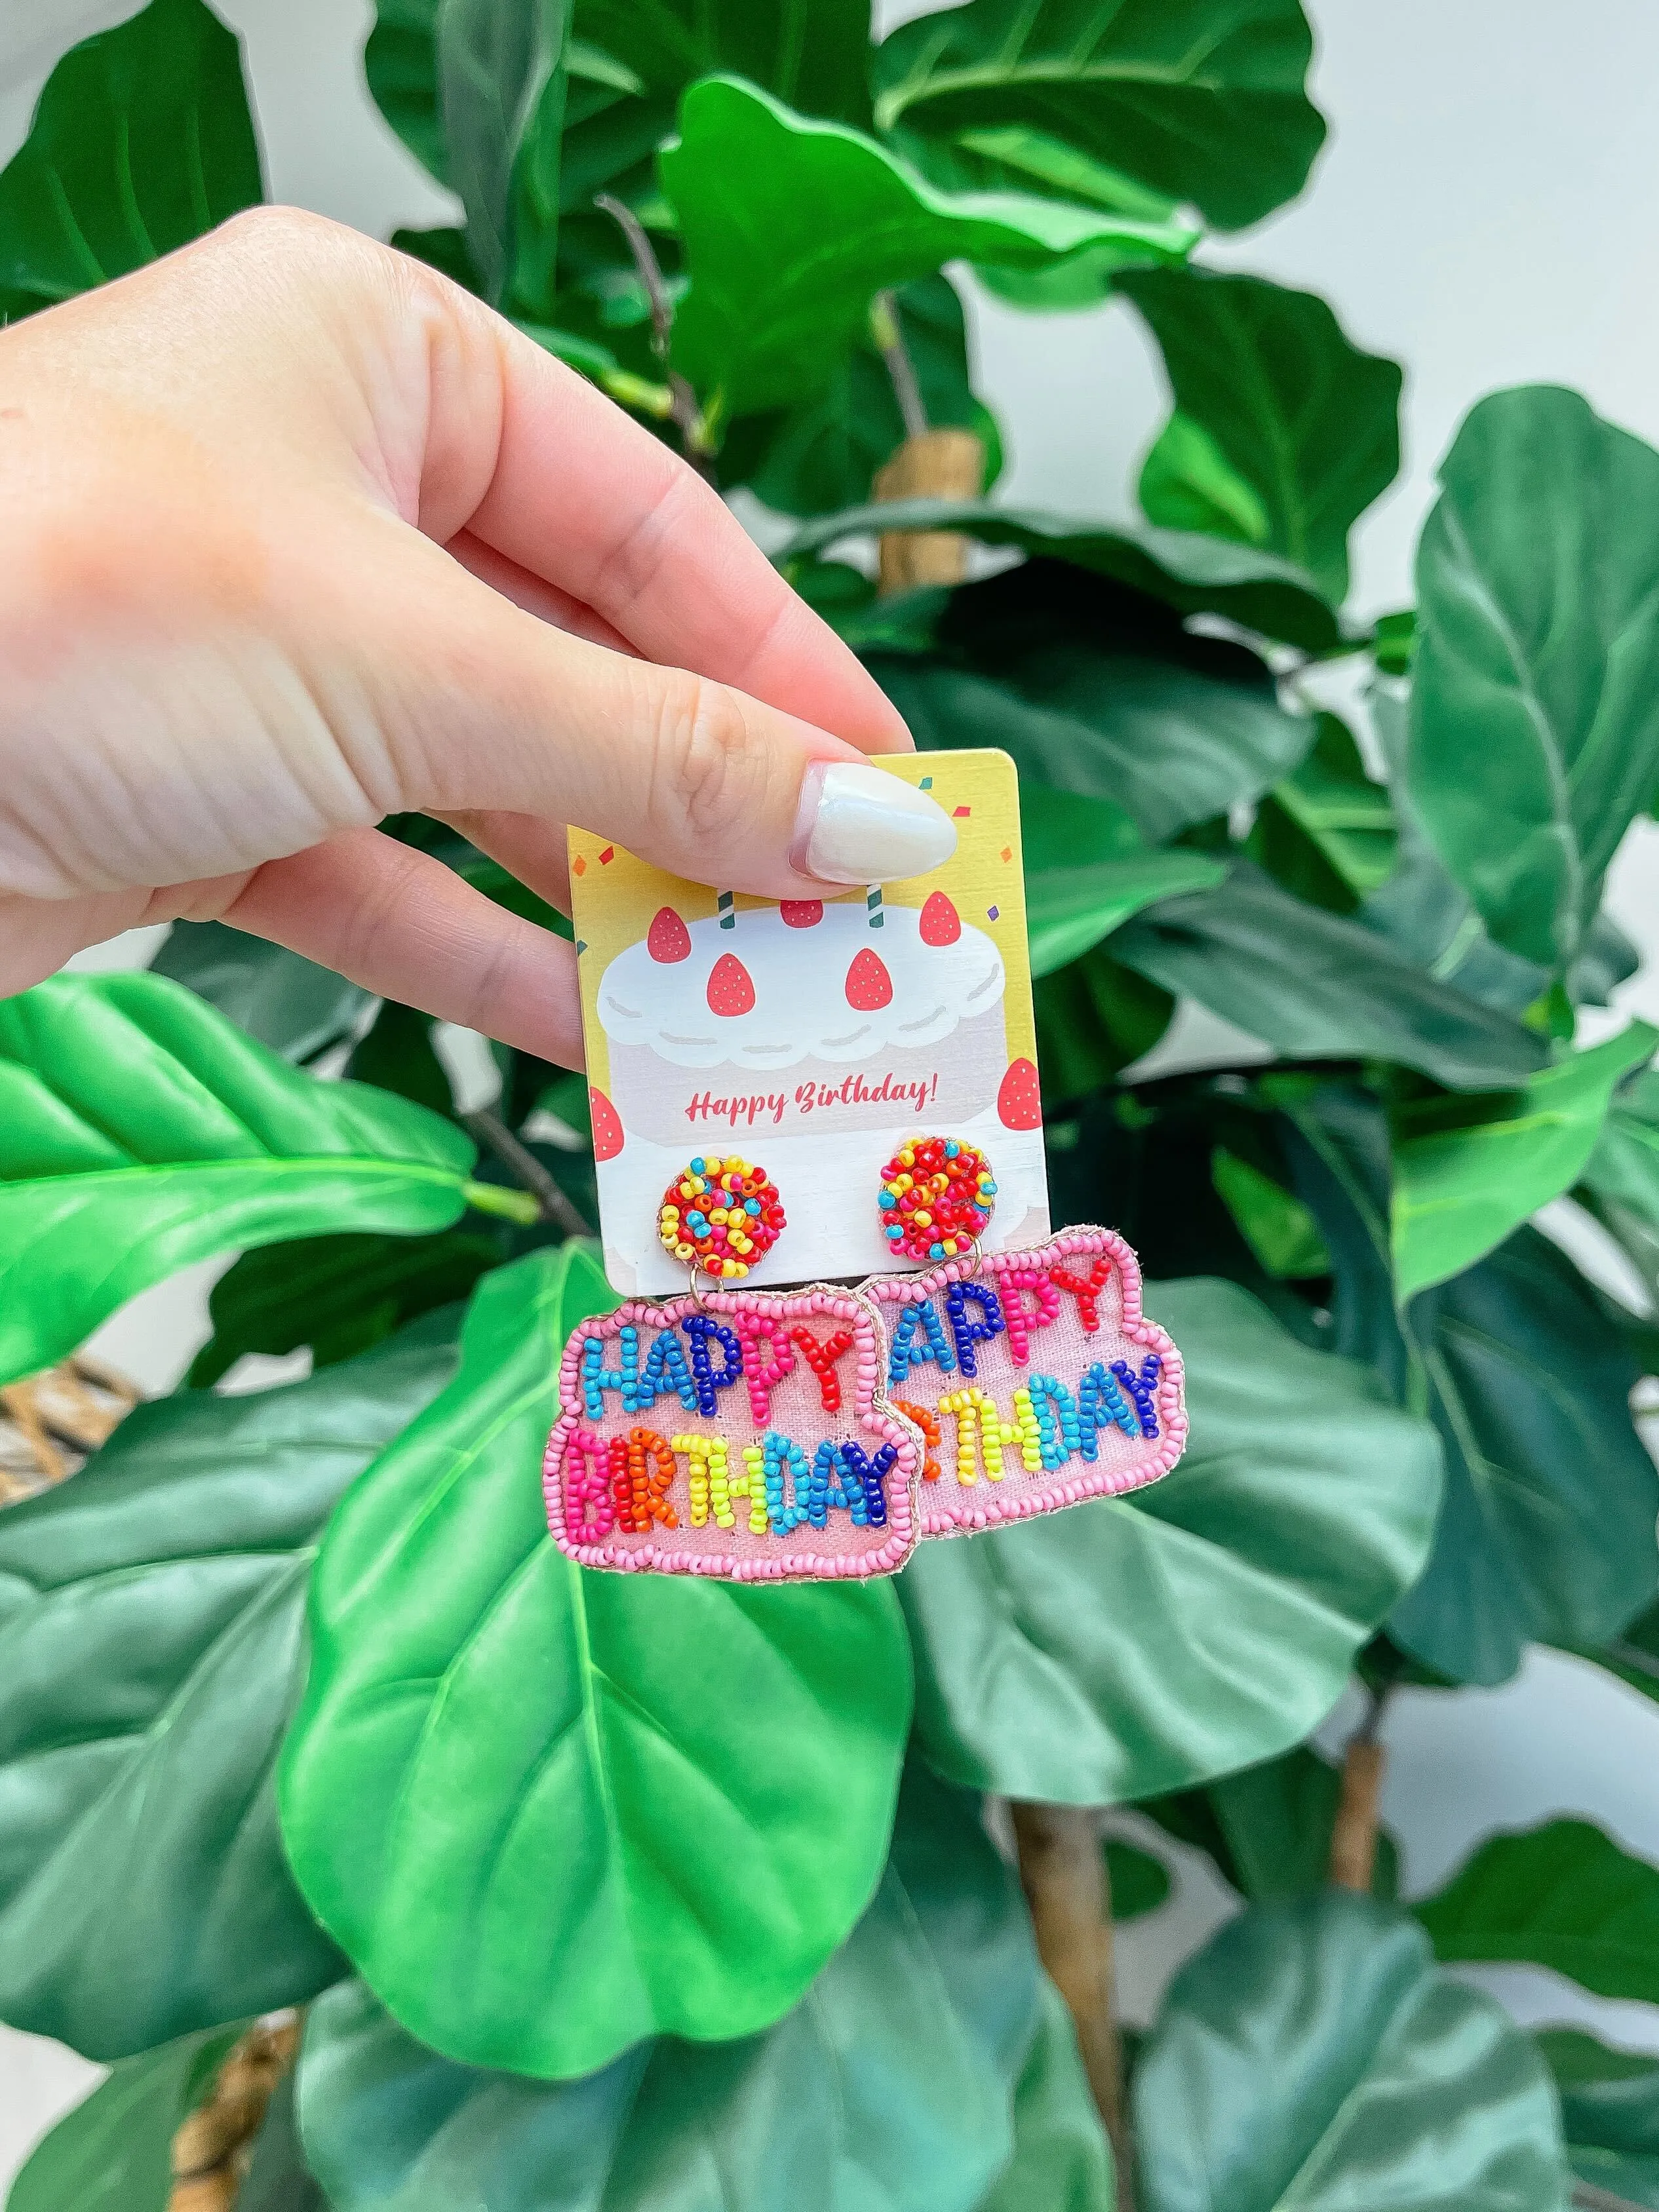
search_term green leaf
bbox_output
[7,2025,243,2212]
[1539,2028,1659,2209]
[345,1001,455,1117]
[298,1762,1036,2212]
[783,499,1341,651]
[1035,950,1175,1102]
[0,1323,457,2057]
[1131,1893,1568,2211]
[1247,712,1397,918]
[1418,1819,1659,2004]
[947,123,1177,220]
[1138,409,1270,547]
[1409,385,1659,975]
[1120,267,1402,602]
[1282,1091,1659,1686]
[0,972,482,1387]
[437,0,571,309]
[149,923,372,1064]
[1143,1742,1399,1905]
[1106,1840,1172,1922]
[0,0,263,312]
[1112,864,1550,1092]
[664,78,1193,417]
[366,0,450,183]
[899,1275,1440,1804]
[867,563,1315,845]
[577,0,875,128]
[977,1979,1113,2212]
[723,275,1003,518]
[240,2072,328,2212]
[1021,783,1225,977]
[1211,1149,1329,1279]
[186,1228,499,1386]
[279,1244,913,2078]
[1584,1072,1659,1259]
[872,0,1325,233]
[1390,1022,1657,1301]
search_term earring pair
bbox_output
[656,1136,996,1280]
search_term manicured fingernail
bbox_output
[790,762,958,884]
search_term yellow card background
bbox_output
[570,749,1047,1292]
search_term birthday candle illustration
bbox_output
[866,884,884,929]
[717,889,735,930]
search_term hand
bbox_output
[0,208,953,1064]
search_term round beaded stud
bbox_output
[877,1136,996,1264]
[659,1155,787,1280]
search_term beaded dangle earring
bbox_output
[867,1135,1188,1542]
[659,1153,787,1283]
[876,1135,996,1265]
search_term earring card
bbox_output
[568,748,1048,1294]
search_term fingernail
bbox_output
[790,762,958,885]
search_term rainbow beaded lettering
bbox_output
[868,1226,1186,1539]
[545,1284,921,1580]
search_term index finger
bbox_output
[461,314,910,752]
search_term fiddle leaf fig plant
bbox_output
[3,3,1658,2209]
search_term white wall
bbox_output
[6,0,1659,2183]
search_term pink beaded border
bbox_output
[865,1226,1188,1538]
[543,1285,920,1580]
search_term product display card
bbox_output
[569,748,1048,1294]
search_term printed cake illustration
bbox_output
[571,750,1050,1292]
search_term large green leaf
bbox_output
[1137,407,1270,545]
[1584,1072,1659,1262]
[1021,783,1224,977]
[149,923,372,1065]
[366,0,450,182]
[1409,385,1659,976]
[438,0,571,310]
[240,2073,329,2212]
[1131,1893,1568,2211]
[1540,2028,1659,2209]
[898,1275,1441,1804]
[7,2025,242,2212]
[579,0,875,128]
[867,563,1314,844]
[1121,267,1402,602]
[783,498,1340,650]
[663,78,1192,416]
[1144,1742,1399,1905]
[280,1244,913,2078]
[187,1228,499,1387]
[724,275,1002,517]
[977,1980,1113,2212]
[1417,1820,1659,2003]
[1281,1090,1659,1686]
[0,971,496,1387]
[1112,865,1549,1092]
[298,1764,1035,2212]
[1247,712,1397,918]
[0,0,263,313]
[1390,1022,1656,1301]
[0,1323,456,2057]
[872,0,1324,233]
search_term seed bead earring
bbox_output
[659,1154,787,1281]
[876,1136,996,1264]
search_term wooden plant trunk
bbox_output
[874,428,985,595]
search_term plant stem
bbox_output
[593,193,711,475]
[168,2013,300,2209]
[1011,1802,1135,2211]
[464,1109,592,1237]
[870,288,928,440]
[1329,1682,1390,1892]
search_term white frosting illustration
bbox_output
[597,899,1005,1072]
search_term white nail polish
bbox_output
[791,762,958,885]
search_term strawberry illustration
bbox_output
[919,891,962,946]
[706,952,756,1017]
[589,1086,625,1161]
[997,1057,1042,1131]
[780,899,824,928]
[844,947,893,1011]
[646,906,691,963]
